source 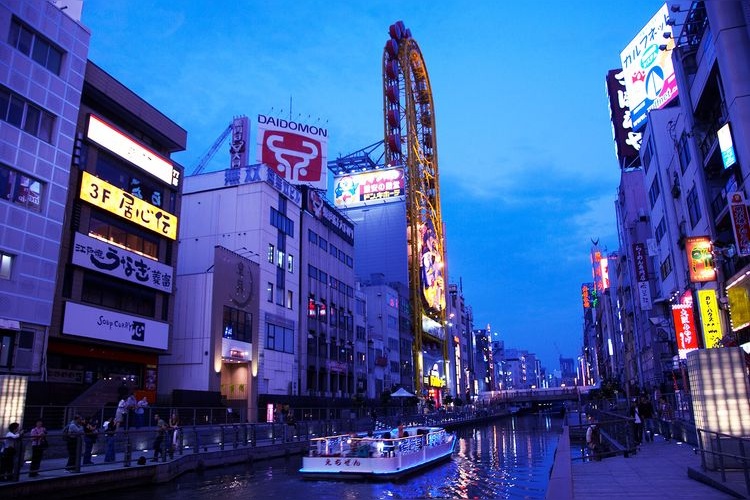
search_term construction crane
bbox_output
[189,124,232,176]
[189,116,249,176]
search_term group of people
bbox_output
[1,420,47,480]
[586,395,675,461]
[115,392,150,429]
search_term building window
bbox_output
[0,163,43,212]
[0,332,14,367]
[9,18,63,75]
[265,323,294,354]
[686,185,702,228]
[318,271,328,286]
[308,264,317,279]
[319,237,328,251]
[96,152,163,207]
[267,282,273,302]
[287,254,294,273]
[276,250,284,268]
[81,273,156,317]
[648,175,660,208]
[356,325,366,341]
[655,216,667,243]
[0,86,55,142]
[642,138,653,173]
[308,229,317,244]
[270,207,294,236]
[678,133,691,174]
[276,286,284,305]
[660,254,673,280]
[287,290,294,309]
[222,306,252,342]
[267,244,274,264]
[0,251,13,280]
[88,217,158,260]
[346,255,353,268]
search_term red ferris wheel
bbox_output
[382,21,447,393]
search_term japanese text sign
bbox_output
[697,289,723,349]
[671,303,698,359]
[728,192,750,256]
[633,242,649,282]
[80,171,177,240]
[685,236,716,283]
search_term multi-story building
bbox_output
[0,0,89,414]
[299,186,356,401]
[446,282,474,402]
[164,165,300,421]
[48,60,186,405]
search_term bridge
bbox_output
[477,387,583,407]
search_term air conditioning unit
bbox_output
[638,209,649,221]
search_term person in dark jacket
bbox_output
[637,396,655,442]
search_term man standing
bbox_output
[64,415,84,471]
[29,420,47,477]
[151,414,167,462]
[586,416,601,461]
[637,396,655,442]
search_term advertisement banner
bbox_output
[619,3,679,131]
[605,69,641,167]
[333,167,406,208]
[418,219,446,313]
[79,171,178,240]
[697,289,723,349]
[72,232,173,292]
[62,301,169,350]
[87,115,180,187]
[671,303,699,359]
[303,187,354,244]
[637,281,653,310]
[633,242,649,282]
[728,192,750,256]
[256,114,328,190]
[717,123,737,169]
[685,236,716,283]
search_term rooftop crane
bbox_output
[189,116,249,176]
[189,124,232,176]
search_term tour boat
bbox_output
[299,425,456,480]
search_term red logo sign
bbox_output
[260,130,323,183]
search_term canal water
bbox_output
[80,414,562,499]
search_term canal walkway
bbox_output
[567,432,749,499]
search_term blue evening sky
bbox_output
[80,0,666,371]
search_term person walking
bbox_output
[659,397,674,442]
[151,414,167,462]
[103,417,116,463]
[630,403,643,447]
[0,422,23,480]
[586,417,602,461]
[637,396,655,442]
[29,420,47,477]
[82,417,98,465]
[64,415,84,472]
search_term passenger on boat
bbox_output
[397,421,405,438]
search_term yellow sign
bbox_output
[79,171,177,240]
[428,375,445,387]
[697,289,723,348]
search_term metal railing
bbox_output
[696,427,750,497]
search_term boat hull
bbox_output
[300,429,456,480]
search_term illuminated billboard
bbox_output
[79,171,178,240]
[256,114,328,190]
[671,302,698,359]
[605,69,641,168]
[697,289,723,349]
[87,115,180,187]
[685,236,716,283]
[333,167,405,208]
[717,122,737,169]
[619,3,678,131]
[729,192,750,257]
[418,219,445,313]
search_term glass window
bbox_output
[287,290,293,310]
[0,251,14,280]
[10,18,64,75]
[267,244,274,263]
[319,237,328,251]
[267,282,273,302]
[287,254,294,273]
[308,229,317,244]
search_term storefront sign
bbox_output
[671,303,699,359]
[79,171,177,240]
[697,289,723,349]
[728,192,750,257]
[72,232,173,292]
[62,301,169,350]
[685,236,716,282]
[47,368,84,384]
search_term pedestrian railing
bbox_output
[695,427,750,497]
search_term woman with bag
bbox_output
[29,420,47,477]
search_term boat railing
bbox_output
[308,428,450,458]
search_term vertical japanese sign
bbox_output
[717,123,737,169]
[605,69,641,168]
[619,3,679,131]
[581,283,593,310]
[685,236,716,283]
[728,192,750,256]
[671,302,698,359]
[633,242,652,310]
[697,289,723,349]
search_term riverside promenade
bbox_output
[548,424,749,499]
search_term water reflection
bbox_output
[78,414,562,500]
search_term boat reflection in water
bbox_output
[77,414,562,500]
